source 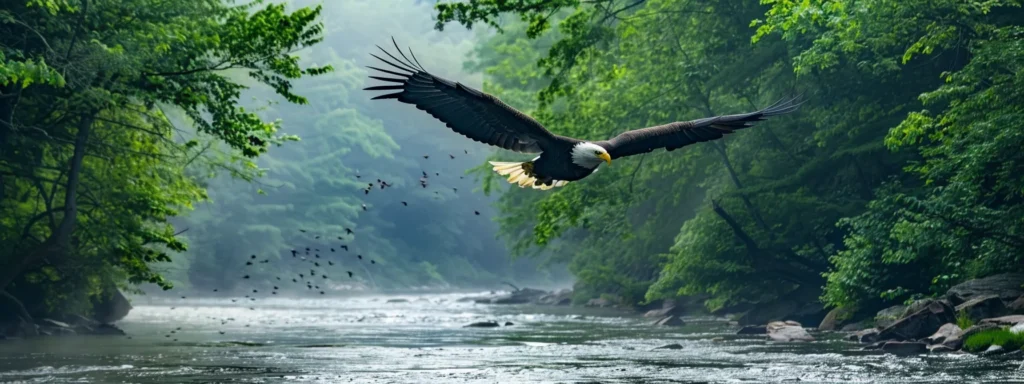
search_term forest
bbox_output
[435,0,1024,320]
[1,0,1022,327]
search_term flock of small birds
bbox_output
[155,150,485,341]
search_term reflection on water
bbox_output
[1,292,1023,383]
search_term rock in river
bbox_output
[847,328,880,343]
[464,321,500,328]
[925,323,963,348]
[767,321,814,342]
[653,343,684,350]
[736,325,767,335]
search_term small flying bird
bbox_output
[423,155,429,159]
[299,229,307,233]
[246,261,253,266]
[347,271,354,278]
[371,260,376,264]
[315,254,320,259]
[328,261,334,266]
[340,245,349,251]
[291,250,298,257]
[357,255,363,260]
[361,204,367,211]
[330,248,335,252]
[306,247,311,251]
[453,188,458,193]
[180,296,186,299]
[365,38,801,189]
[315,262,320,267]
[345,228,354,235]
[250,255,256,259]
[299,274,304,278]
[213,289,218,292]
[474,211,480,215]
[243,275,250,279]
[422,171,428,177]
[464,149,468,154]
[449,154,455,159]
[401,201,408,206]
[315,235,320,239]
[322,275,327,279]
[253,289,258,293]
[220,331,225,335]
[320,291,325,295]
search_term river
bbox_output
[1,292,1022,383]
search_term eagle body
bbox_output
[365,38,800,190]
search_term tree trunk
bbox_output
[0,113,94,291]
[712,142,772,235]
[711,200,820,286]
[0,290,33,322]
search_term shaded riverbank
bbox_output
[1,292,1022,383]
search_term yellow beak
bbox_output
[598,152,612,165]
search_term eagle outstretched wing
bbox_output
[598,97,801,159]
[364,38,558,153]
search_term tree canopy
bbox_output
[438,0,1024,316]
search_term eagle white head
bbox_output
[571,142,612,169]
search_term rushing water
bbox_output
[1,292,1023,383]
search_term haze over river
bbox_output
[1,292,1022,383]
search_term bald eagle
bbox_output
[364,39,800,190]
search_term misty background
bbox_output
[157,0,570,294]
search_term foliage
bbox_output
[0,0,329,317]
[440,0,1024,313]
[956,309,975,330]
[963,328,1024,352]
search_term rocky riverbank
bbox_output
[730,273,1024,356]
[0,288,132,340]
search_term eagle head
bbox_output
[571,142,612,169]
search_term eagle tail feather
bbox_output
[488,161,570,190]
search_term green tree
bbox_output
[0,0,329,319]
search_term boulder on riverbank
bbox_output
[946,273,1024,306]
[955,295,1006,321]
[818,306,857,331]
[878,300,956,341]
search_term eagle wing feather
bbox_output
[364,38,558,154]
[598,97,801,159]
